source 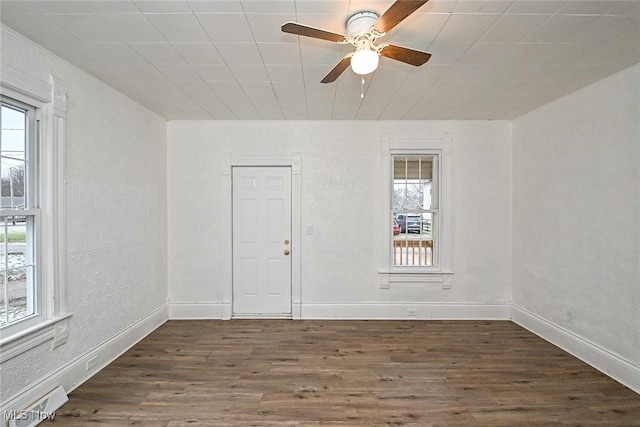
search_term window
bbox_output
[1,97,39,330]
[393,156,436,266]
[0,67,69,360]
[379,135,452,288]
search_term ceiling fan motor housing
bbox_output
[346,11,380,39]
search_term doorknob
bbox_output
[284,249,290,256]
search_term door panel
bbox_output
[232,166,292,315]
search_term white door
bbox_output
[232,166,292,316]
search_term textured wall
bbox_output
[167,120,512,313]
[512,64,640,365]
[0,27,168,402]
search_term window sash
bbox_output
[0,97,40,332]
[391,154,438,268]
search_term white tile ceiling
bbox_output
[1,0,638,120]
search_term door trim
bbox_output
[231,166,292,316]
[222,154,301,320]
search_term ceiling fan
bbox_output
[282,0,432,83]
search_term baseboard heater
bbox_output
[4,386,68,427]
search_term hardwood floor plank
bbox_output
[51,320,640,426]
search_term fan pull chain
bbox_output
[361,76,365,99]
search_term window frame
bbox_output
[0,65,70,361]
[392,155,438,267]
[379,134,453,289]
[1,95,42,334]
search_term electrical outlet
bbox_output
[86,354,98,371]
[407,309,417,317]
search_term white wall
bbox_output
[512,64,640,391]
[2,19,638,411]
[0,27,168,408]
[167,120,512,319]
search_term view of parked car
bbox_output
[395,214,423,233]
[393,219,400,235]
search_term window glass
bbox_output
[392,156,435,267]
[1,103,27,210]
[1,99,36,328]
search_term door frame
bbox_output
[221,153,301,320]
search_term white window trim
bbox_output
[379,133,453,290]
[0,65,70,362]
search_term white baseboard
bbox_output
[168,302,300,320]
[166,301,510,321]
[168,302,224,319]
[301,302,511,320]
[1,304,168,418]
[511,304,640,395]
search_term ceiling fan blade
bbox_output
[321,56,352,83]
[379,44,431,66]
[281,22,347,43]
[373,1,429,34]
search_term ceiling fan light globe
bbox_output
[351,49,379,75]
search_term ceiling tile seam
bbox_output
[181,3,252,119]
[187,79,239,120]
[110,44,228,120]
[415,9,476,120]
[111,59,192,118]
[202,80,257,119]
[398,62,456,120]
[376,66,423,120]
[118,44,198,110]
[296,47,315,120]
[240,1,290,119]
[288,1,342,119]
[20,13,86,46]
[291,0,313,119]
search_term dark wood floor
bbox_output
[52,320,640,426]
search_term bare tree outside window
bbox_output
[394,180,424,211]
[2,165,25,197]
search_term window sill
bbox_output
[378,269,453,290]
[0,312,72,363]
